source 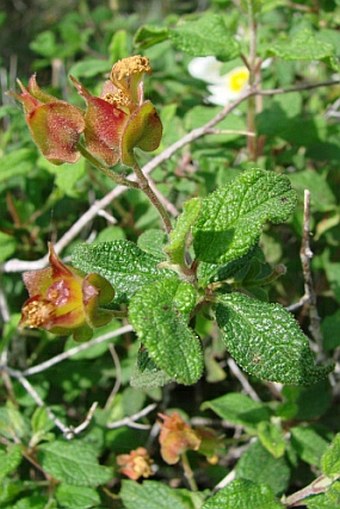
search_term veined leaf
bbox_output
[169,14,240,61]
[321,433,340,477]
[193,168,296,265]
[269,28,335,61]
[120,480,197,509]
[129,277,203,385]
[203,479,283,509]
[72,240,171,302]
[216,292,333,385]
[39,440,112,487]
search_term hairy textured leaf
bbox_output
[169,14,239,61]
[203,479,283,509]
[236,440,290,495]
[129,277,203,385]
[39,440,112,487]
[321,433,340,477]
[0,445,22,481]
[120,480,195,509]
[216,292,333,385]
[193,169,297,265]
[201,392,271,428]
[137,229,167,260]
[55,484,100,509]
[291,427,329,467]
[164,198,201,265]
[72,240,171,301]
[130,348,173,389]
[269,29,335,61]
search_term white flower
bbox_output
[188,56,249,106]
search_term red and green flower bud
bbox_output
[20,244,115,341]
[13,75,85,165]
[71,55,162,167]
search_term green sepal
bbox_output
[129,277,203,385]
[216,292,333,385]
[121,101,163,167]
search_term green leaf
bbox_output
[269,28,335,61]
[137,229,167,260]
[305,481,340,509]
[129,277,203,385]
[130,347,173,389]
[236,440,290,495]
[169,14,239,61]
[0,148,36,183]
[55,484,100,509]
[321,433,340,477]
[39,440,112,487]
[201,392,271,428]
[193,169,297,265]
[164,198,201,265]
[0,445,22,481]
[68,59,112,78]
[0,232,16,262]
[0,404,28,440]
[134,25,170,49]
[185,107,246,143]
[12,495,51,509]
[321,310,340,351]
[257,421,286,459]
[120,480,194,509]
[203,479,283,509]
[216,292,333,385]
[289,171,336,213]
[72,240,171,302]
[38,156,86,197]
[291,426,329,467]
[279,381,332,421]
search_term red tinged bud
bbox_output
[20,244,115,341]
[13,76,85,165]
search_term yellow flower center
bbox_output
[228,68,249,93]
[110,55,152,106]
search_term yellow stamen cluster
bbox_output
[21,300,54,328]
[103,89,131,109]
[110,56,151,86]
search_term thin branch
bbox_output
[283,474,337,507]
[300,190,324,360]
[107,403,157,429]
[64,401,98,439]
[213,469,236,493]
[1,80,339,273]
[227,357,261,402]
[104,344,122,410]
[22,325,133,377]
[5,366,70,435]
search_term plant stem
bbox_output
[77,143,140,190]
[181,452,198,491]
[283,474,336,507]
[132,161,173,233]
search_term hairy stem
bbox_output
[283,474,336,507]
[132,161,173,233]
[77,143,140,190]
[181,452,198,491]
